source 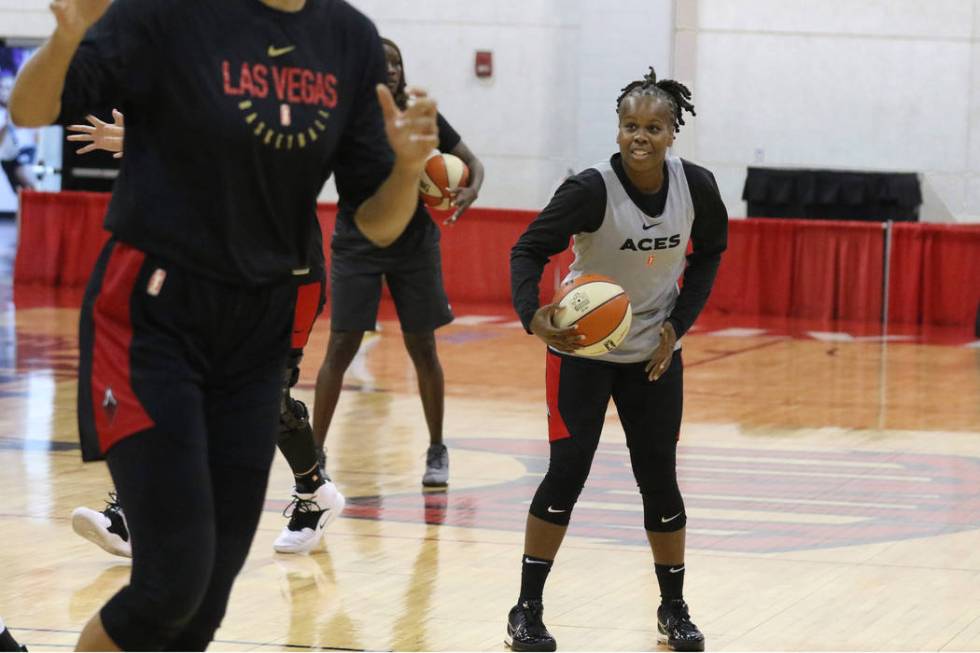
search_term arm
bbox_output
[664,164,728,338]
[646,164,728,380]
[511,171,606,334]
[8,0,111,126]
[446,139,485,224]
[352,85,438,247]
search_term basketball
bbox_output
[552,274,632,356]
[420,152,470,210]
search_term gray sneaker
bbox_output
[422,444,449,487]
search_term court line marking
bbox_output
[11,627,382,651]
[608,490,920,510]
[684,337,789,368]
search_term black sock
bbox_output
[0,626,25,652]
[519,554,554,603]
[655,563,685,602]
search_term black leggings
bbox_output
[77,241,291,650]
[103,427,274,650]
[529,349,685,532]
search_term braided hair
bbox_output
[381,37,409,110]
[615,67,695,133]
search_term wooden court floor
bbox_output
[2,221,980,651]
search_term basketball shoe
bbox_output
[71,492,131,558]
[657,598,705,651]
[422,443,449,487]
[273,481,346,554]
[0,616,28,652]
[505,599,556,652]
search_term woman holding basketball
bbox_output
[506,68,728,652]
[312,37,485,487]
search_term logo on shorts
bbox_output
[102,387,118,423]
[147,268,167,296]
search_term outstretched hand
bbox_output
[376,84,438,175]
[66,109,124,157]
[50,0,111,41]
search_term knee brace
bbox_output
[283,347,304,389]
[528,444,594,527]
[279,389,309,436]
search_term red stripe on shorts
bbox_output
[545,351,570,442]
[291,280,323,349]
[91,243,155,454]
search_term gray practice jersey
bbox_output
[564,156,693,363]
[510,152,728,365]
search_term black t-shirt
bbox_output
[510,154,728,337]
[331,111,461,260]
[57,0,391,285]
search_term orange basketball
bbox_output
[552,274,632,356]
[419,152,470,211]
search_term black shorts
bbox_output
[545,348,683,446]
[77,240,295,462]
[329,243,453,333]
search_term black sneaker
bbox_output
[70,492,131,558]
[506,600,556,652]
[657,599,705,652]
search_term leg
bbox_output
[75,243,216,651]
[163,280,292,648]
[314,254,383,450]
[85,424,216,651]
[276,349,347,555]
[507,351,612,653]
[312,330,365,450]
[402,330,444,448]
[612,350,686,567]
[386,244,453,485]
[277,271,325,485]
[613,351,702,652]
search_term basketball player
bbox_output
[66,110,345,556]
[9,0,438,650]
[506,68,728,652]
[312,37,485,487]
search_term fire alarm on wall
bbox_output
[475,51,493,78]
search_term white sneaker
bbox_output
[273,481,346,554]
[71,494,132,558]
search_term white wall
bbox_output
[674,0,980,223]
[329,0,673,210]
[6,0,980,222]
[0,1,52,38]
[7,0,670,211]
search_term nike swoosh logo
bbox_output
[641,222,662,230]
[268,45,296,58]
[546,506,567,513]
[661,511,683,523]
[524,558,550,565]
[669,565,685,574]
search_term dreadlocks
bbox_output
[381,37,409,111]
[616,67,695,133]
